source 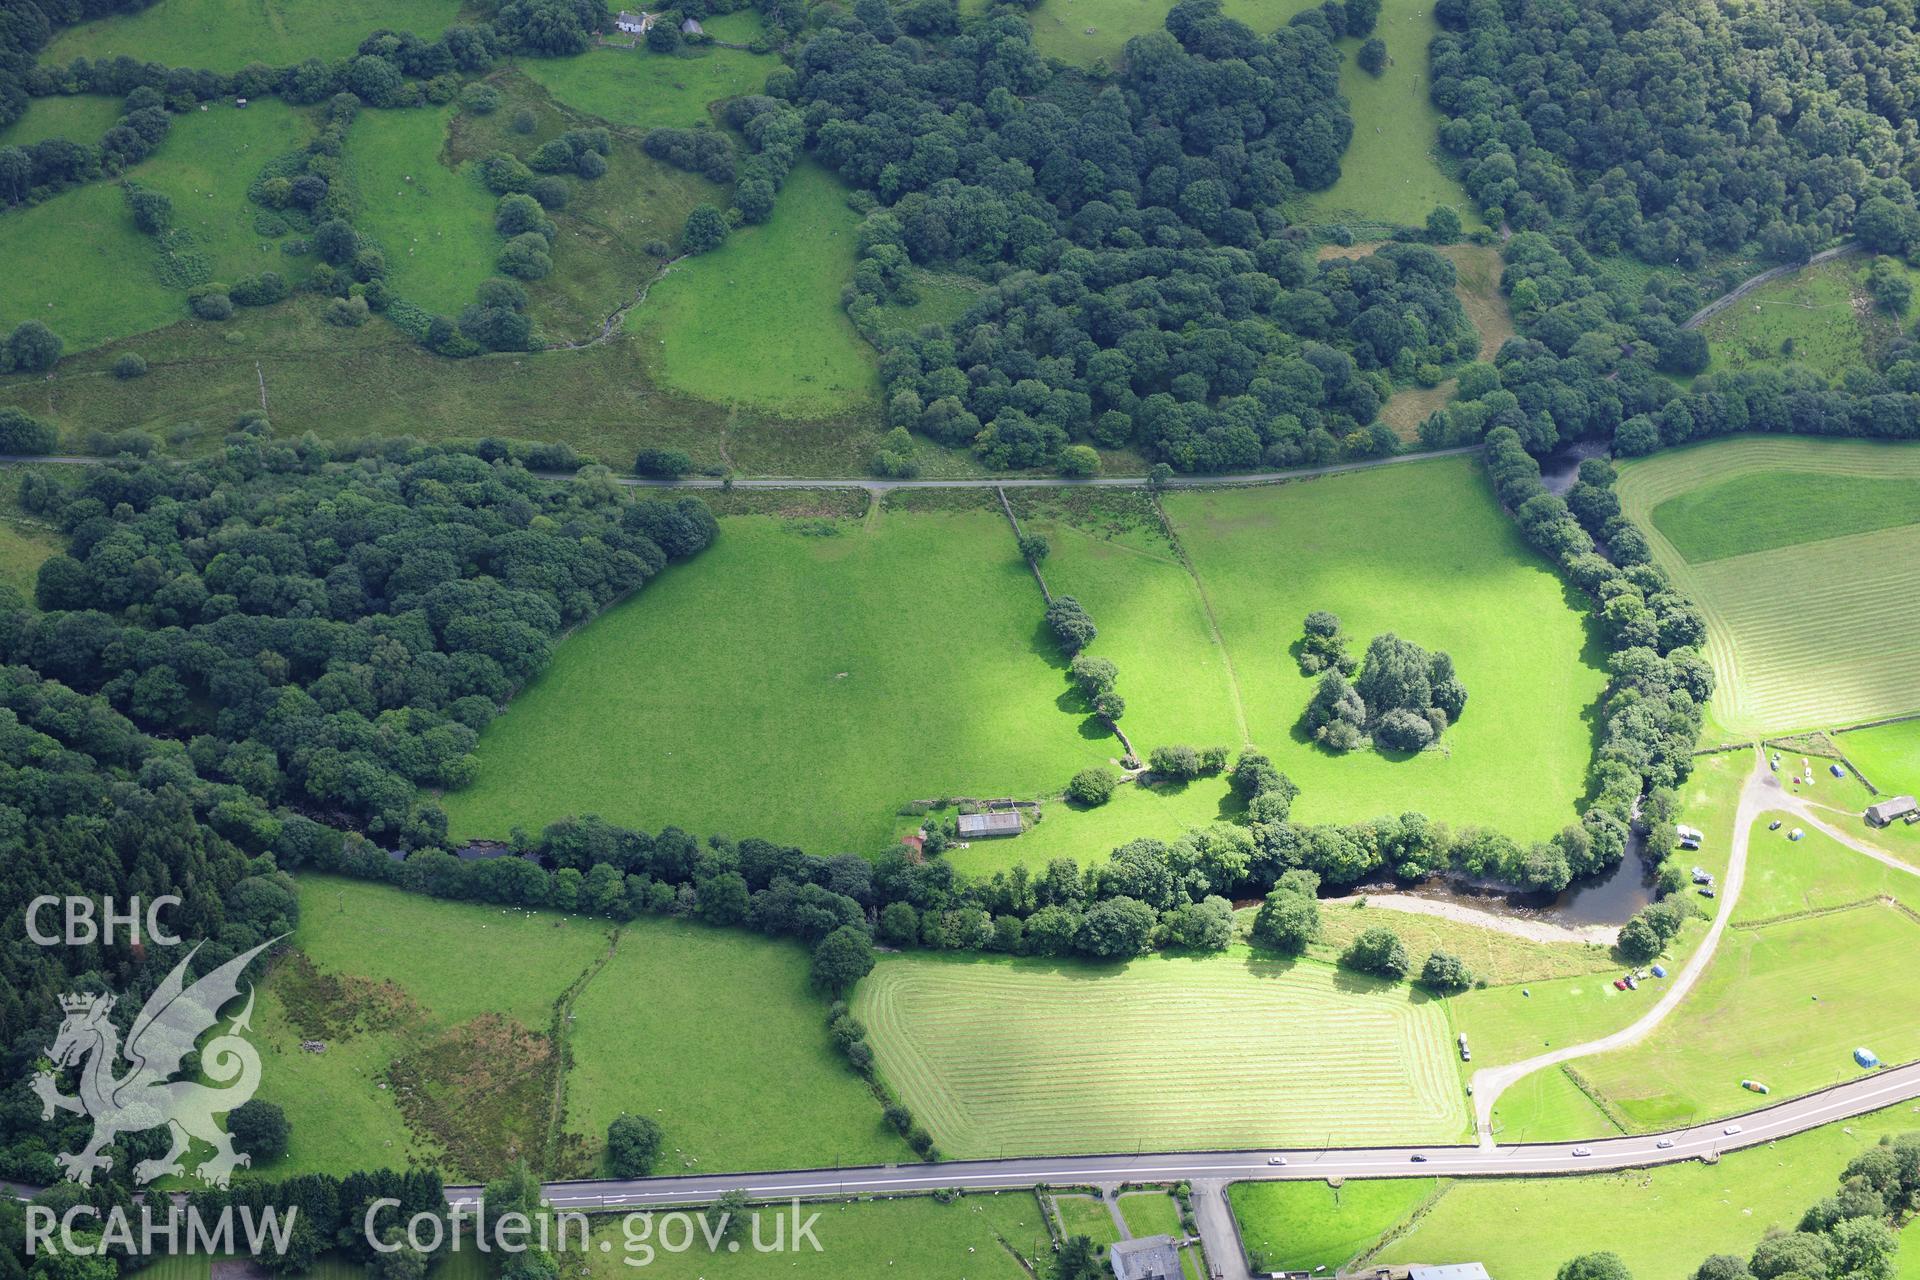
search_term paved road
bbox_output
[436,1060,1920,1211]
[1469,747,1769,1140]
[1682,243,1860,330]
[0,445,1484,493]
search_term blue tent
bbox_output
[1856,1047,1881,1068]
[1651,965,1668,978]
[1830,764,1846,779]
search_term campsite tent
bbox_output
[1856,1047,1882,1068]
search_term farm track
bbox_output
[0,444,1486,492]
[1681,243,1860,330]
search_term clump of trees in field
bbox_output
[1304,631,1466,753]
[1297,610,1355,675]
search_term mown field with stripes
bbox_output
[1615,436,1920,737]
[852,949,1468,1156]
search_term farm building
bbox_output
[1109,1236,1183,1280]
[957,810,1022,838]
[1867,796,1919,827]
[1410,1267,1493,1280]
[614,9,654,31]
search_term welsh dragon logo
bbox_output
[31,937,279,1188]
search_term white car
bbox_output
[1655,1138,1675,1149]
[1571,1147,1592,1157]
[1723,1125,1744,1136]
[1267,1156,1287,1166]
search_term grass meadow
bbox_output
[0,101,310,352]
[445,506,1112,854]
[577,1193,1049,1280]
[39,0,465,70]
[1700,254,1920,380]
[1841,719,1920,796]
[1261,1103,1920,1280]
[348,104,498,317]
[1161,456,1608,841]
[938,775,1241,878]
[853,947,1468,1156]
[0,94,124,147]
[1291,0,1480,233]
[1616,436,1920,736]
[1310,900,1617,985]
[564,915,909,1172]
[629,161,876,415]
[1229,1178,1436,1274]
[515,46,776,129]
[259,876,901,1180]
[1053,1194,1123,1248]
[1012,0,1314,66]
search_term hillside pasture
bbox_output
[0,94,124,148]
[1161,456,1608,842]
[1699,253,1920,380]
[628,161,875,415]
[347,104,498,318]
[514,46,775,130]
[0,100,311,352]
[39,0,465,69]
[445,507,1110,854]
[1291,0,1479,233]
[1840,719,1920,796]
[1616,435,1920,735]
[1229,1178,1436,1275]
[853,948,1469,1156]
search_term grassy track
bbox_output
[576,1193,1048,1280]
[854,947,1468,1156]
[629,161,876,415]
[1616,436,1920,735]
[515,47,775,129]
[1229,1178,1435,1274]
[1291,0,1479,232]
[0,94,123,147]
[446,508,1110,853]
[1361,1103,1920,1280]
[348,105,498,317]
[40,0,463,69]
[1162,456,1607,841]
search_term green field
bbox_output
[1616,435,1920,735]
[259,876,902,1179]
[1292,0,1480,232]
[1017,0,1311,66]
[1840,719,1920,796]
[0,515,62,598]
[1650,471,1920,563]
[0,94,124,147]
[1700,254,1920,379]
[563,913,908,1173]
[1053,1194,1123,1249]
[854,947,1468,1156]
[446,506,1111,853]
[1019,496,1243,752]
[1363,1104,1920,1280]
[515,46,775,129]
[348,105,498,317]
[938,776,1239,878]
[1117,1191,1184,1238]
[40,0,465,70]
[1311,900,1616,986]
[1229,1178,1435,1274]
[1162,456,1608,840]
[630,161,875,415]
[0,101,311,352]
[576,1193,1048,1280]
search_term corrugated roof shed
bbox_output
[1867,796,1918,826]
[1409,1266,1492,1280]
[957,810,1022,838]
[1110,1236,1182,1280]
